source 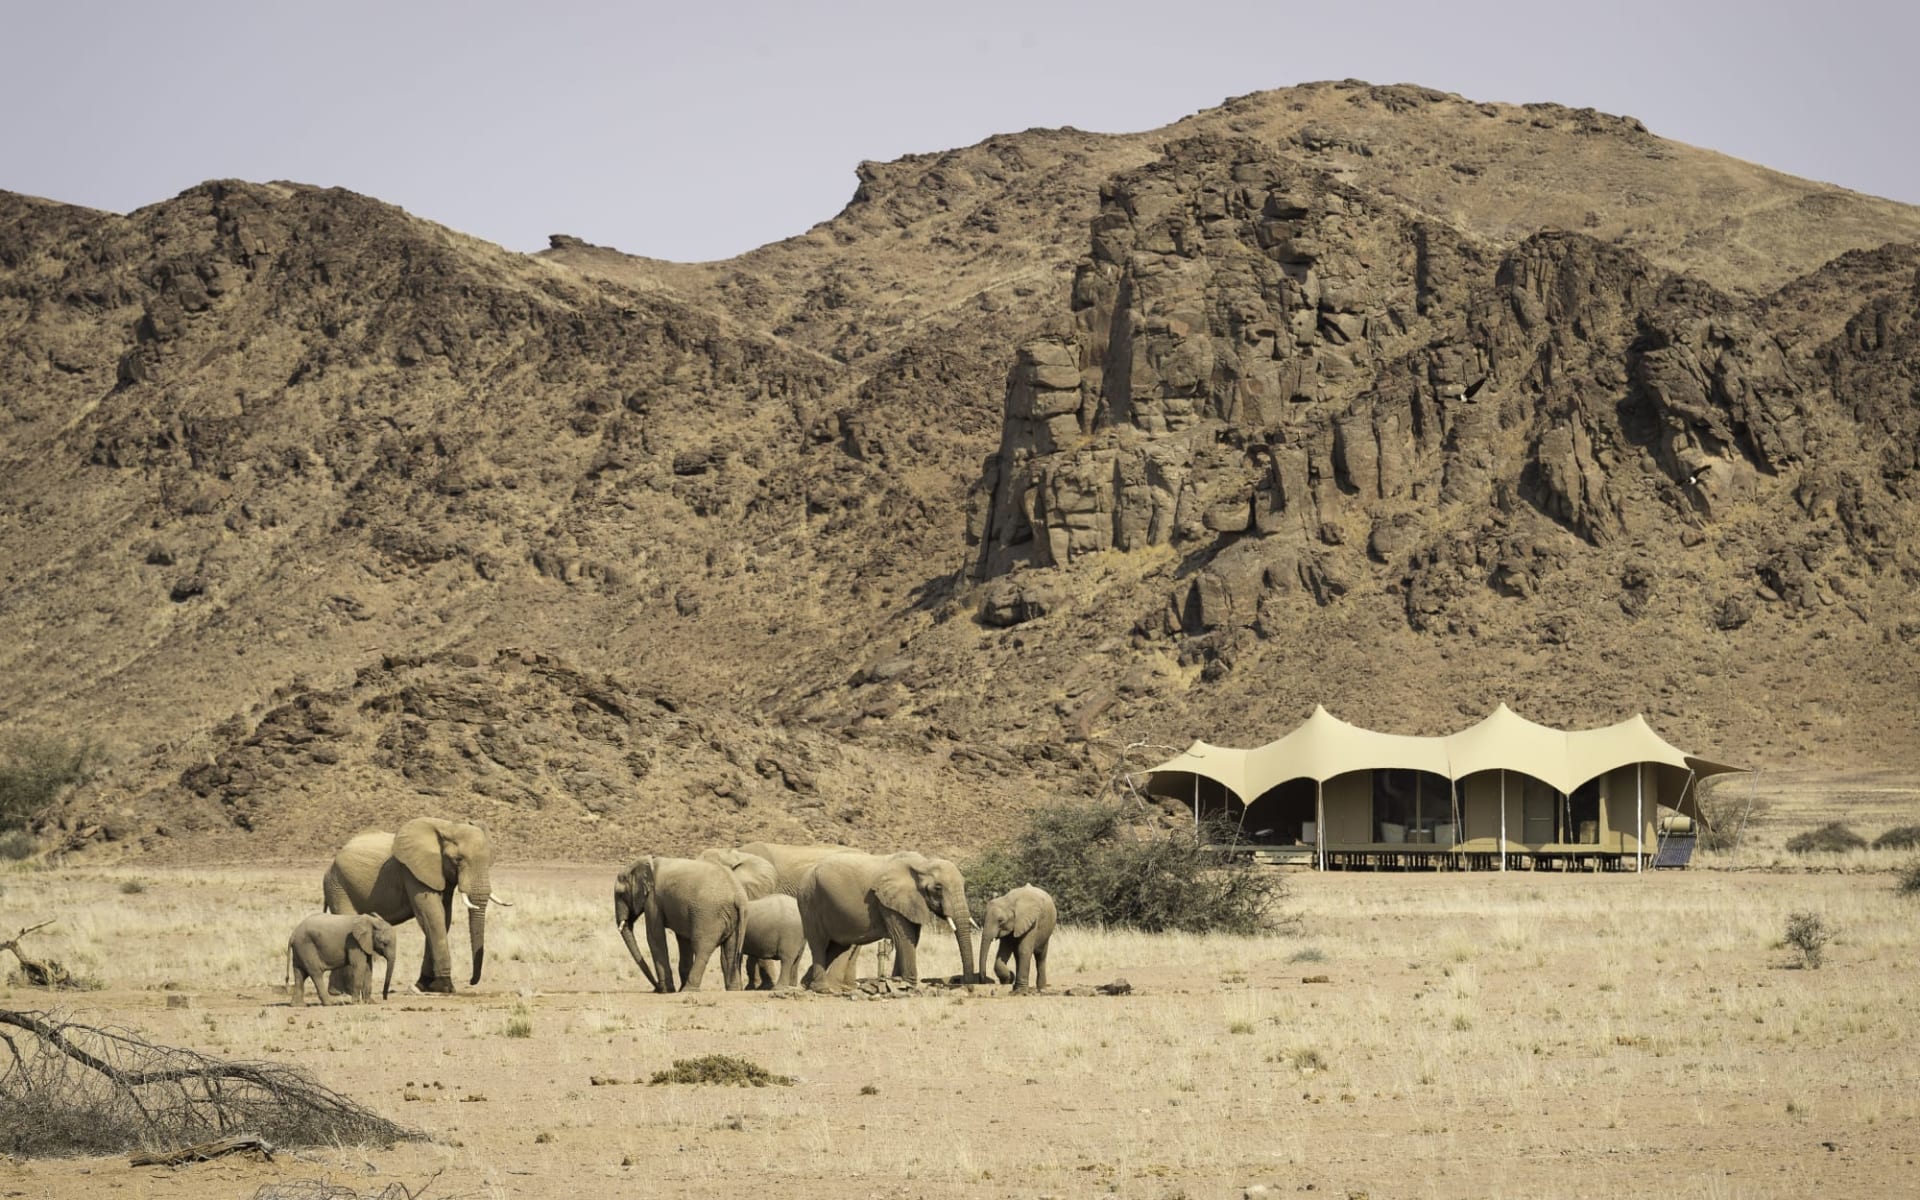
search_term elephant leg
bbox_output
[293,943,333,1006]
[990,937,1015,985]
[887,924,921,979]
[679,933,707,991]
[647,912,674,994]
[411,888,455,992]
[775,948,800,990]
[348,948,373,1003]
[1033,941,1049,991]
[1012,935,1036,994]
[881,910,921,982]
[810,940,854,992]
[802,925,837,992]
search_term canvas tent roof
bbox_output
[1143,705,1742,806]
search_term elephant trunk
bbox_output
[461,865,491,986]
[949,894,977,984]
[381,948,395,1000]
[615,894,660,988]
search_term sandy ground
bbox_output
[3,861,1917,1199]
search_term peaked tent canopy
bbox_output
[1142,705,1741,817]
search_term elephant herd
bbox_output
[290,821,1058,1003]
[615,842,1058,995]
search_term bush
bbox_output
[0,831,36,861]
[1896,860,1920,897]
[964,801,1285,935]
[1784,822,1868,855]
[1783,910,1832,969]
[648,1055,792,1087]
[0,733,102,833]
[1872,825,1920,851]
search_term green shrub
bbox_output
[0,830,37,861]
[963,802,1285,935]
[1784,823,1867,855]
[1872,825,1920,851]
[1783,910,1832,969]
[0,733,102,833]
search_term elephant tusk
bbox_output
[461,894,478,912]
[490,892,514,907]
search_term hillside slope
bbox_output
[3,80,1916,861]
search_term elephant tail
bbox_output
[722,900,747,990]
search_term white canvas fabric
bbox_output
[1142,704,1738,805]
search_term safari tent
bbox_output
[1141,706,1741,870]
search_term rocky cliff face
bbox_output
[968,135,1918,691]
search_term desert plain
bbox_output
[5,772,1919,1200]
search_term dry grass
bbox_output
[1694,768,1920,870]
[2,850,1918,1197]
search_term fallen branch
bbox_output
[130,1132,275,1166]
[0,921,81,989]
[0,1009,421,1157]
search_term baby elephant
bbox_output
[742,894,805,989]
[288,913,396,1005]
[978,885,1056,993]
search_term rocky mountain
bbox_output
[3,81,1916,862]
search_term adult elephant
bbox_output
[614,856,747,993]
[323,817,501,994]
[797,852,977,992]
[736,842,861,898]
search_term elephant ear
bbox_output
[872,859,934,927]
[393,818,448,891]
[1005,901,1038,938]
[351,917,376,957]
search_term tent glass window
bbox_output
[1521,775,1559,844]
[1372,769,1452,843]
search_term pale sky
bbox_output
[4,0,1914,263]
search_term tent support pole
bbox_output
[1316,780,1325,872]
[1451,777,1462,867]
[1636,763,1644,874]
[1499,770,1508,872]
[1192,774,1199,832]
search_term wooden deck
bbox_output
[1213,844,1651,871]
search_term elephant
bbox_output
[978,885,1056,993]
[287,912,397,1005]
[700,849,802,988]
[741,894,805,989]
[614,856,747,993]
[796,851,977,992]
[736,842,862,898]
[323,817,504,994]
